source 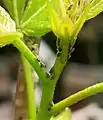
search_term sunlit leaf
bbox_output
[0,32,23,47]
[22,0,48,22]
[0,6,16,33]
[50,108,72,120]
[49,0,91,40]
[21,10,51,36]
[0,6,23,47]
[87,0,103,20]
[21,0,51,36]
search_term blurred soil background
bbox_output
[1,1,103,120]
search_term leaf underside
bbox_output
[87,0,103,20]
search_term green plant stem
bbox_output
[37,82,56,120]
[22,56,36,120]
[50,38,70,82]
[13,39,49,85]
[12,37,71,120]
[13,39,54,119]
[51,82,103,114]
[37,38,71,120]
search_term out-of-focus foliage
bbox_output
[3,0,14,21]
[50,108,72,120]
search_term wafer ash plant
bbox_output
[0,0,103,120]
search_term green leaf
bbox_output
[3,0,14,20]
[50,108,72,120]
[22,0,49,22]
[21,0,51,36]
[3,0,26,26]
[0,32,23,47]
[3,0,51,36]
[0,6,16,33]
[0,6,23,47]
[87,0,103,20]
[16,0,26,22]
